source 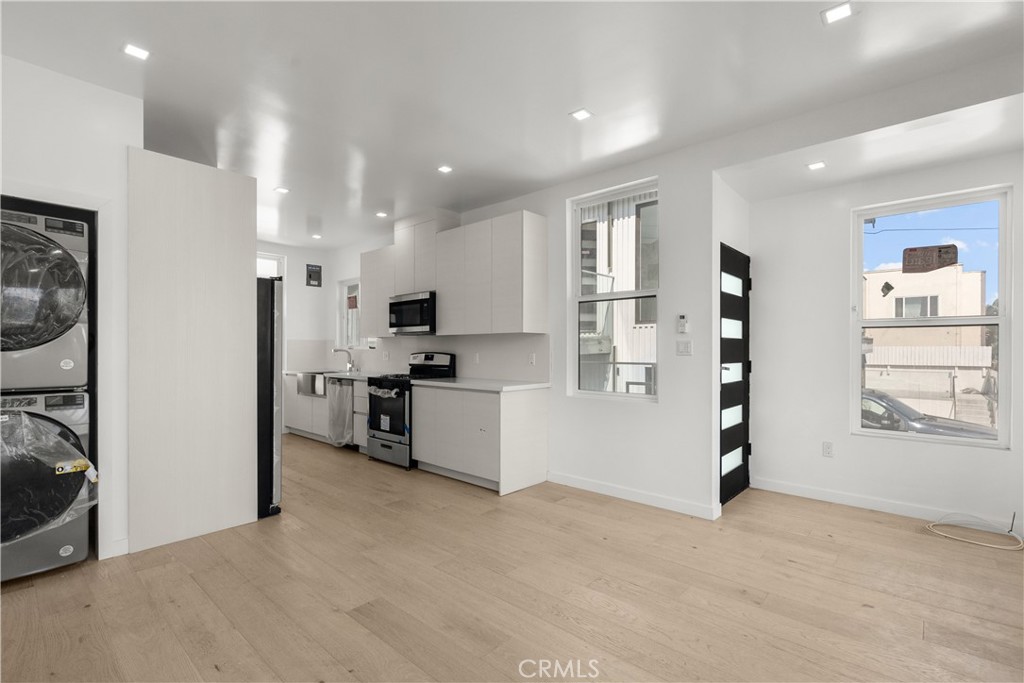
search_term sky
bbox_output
[863,199,1000,306]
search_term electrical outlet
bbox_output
[382,350,390,361]
[676,339,693,356]
[529,352,536,366]
[822,441,834,458]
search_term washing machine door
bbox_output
[1,222,87,352]
[0,410,88,544]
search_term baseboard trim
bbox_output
[750,476,955,524]
[547,471,715,520]
[98,536,129,560]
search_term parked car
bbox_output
[861,388,997,440]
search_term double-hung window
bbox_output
[572,180,659,397]
[854,187,1009,444]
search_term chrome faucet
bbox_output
[332,348,355,372]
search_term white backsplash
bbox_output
[355,334,550,381]
[286,335,550,382]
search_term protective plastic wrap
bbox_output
[0,410,97,545]
[1,222,87,352]
[328,379,354,446]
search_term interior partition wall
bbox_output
[127,147,257,552]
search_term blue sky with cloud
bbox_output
[863,199,1000,305]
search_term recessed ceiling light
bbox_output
[437,165,453,174]
[821,2,852,24]
[570,108,593,121]
[807,161,826,171]
[376,211,389,218]
[312,234,322,240]
[274,186,290,194]
[123,44,150,60]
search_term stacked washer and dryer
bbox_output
[1,197,97,582]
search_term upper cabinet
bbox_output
[491,211,547,334]
[359,245,394,339]
[362,209,547,338]
[436,210,547,336]
[392,209,459,296]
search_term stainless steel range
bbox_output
[367,352,456,469]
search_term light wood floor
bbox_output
[3,434,1022,682]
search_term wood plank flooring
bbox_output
[3,433,1021,682]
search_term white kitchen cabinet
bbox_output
[392,209,458,296]
[412,384,547,494]
[359,246,394,338]
[393,226,415,295]
[283,374,312,434]
[413,221,438,292]
[463,219,493,335]
[361,209,546,337]
[414,387,498,481]
[353,380,368,451]
[310,395,329,437]
[283,374,331,438]
[491,211,548,334]
[435,226,466,335]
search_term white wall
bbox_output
[456,54,1021,519]
[1,57,143,558]
[256,237,393,372]
[710,174,751,514]
[127,148,257,552]
[748,151,1023,532]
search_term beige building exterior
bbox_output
[861,264,995,425]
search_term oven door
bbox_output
[368,384,409,444]
[389,291,435,335]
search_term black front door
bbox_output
[720,243,751,505]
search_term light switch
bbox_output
[676,339,693,356]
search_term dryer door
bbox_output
[1,222,87,352]
[0,410,88,544]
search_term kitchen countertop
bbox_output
[411,377,551,393]
[322,371,369,381]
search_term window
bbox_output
[572,180,658,397]
[895,295,938,318]
[335,279,363,348]
[256,252,283,278]
[855,188,1008,443]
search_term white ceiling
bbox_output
[718,94,1024,203]
[2,2,1022,248]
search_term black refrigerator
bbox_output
[256,277,283,518]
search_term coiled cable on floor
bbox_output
[925,512,1023,551]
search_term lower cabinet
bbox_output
[283,375,312,433]
[283,374,328,438]
[412,386,547,494]
[353,380,368,451]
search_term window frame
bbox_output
[894,295,939,318]
[335,277,373,350]
[569,177,659,401]
[634,199,659,325]
[850,185,1012,449]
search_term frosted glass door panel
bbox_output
[722,363,742,384]
[722,447,743,475]
[721,272,743,297]
[721,405,743,430]
[722,318,743,339]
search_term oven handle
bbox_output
[368,386,401,399]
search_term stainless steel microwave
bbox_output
[389,291,436,335]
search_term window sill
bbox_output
[571,389,659,403]
[851,427,1010,451]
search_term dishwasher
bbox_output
[326,377,354,446]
